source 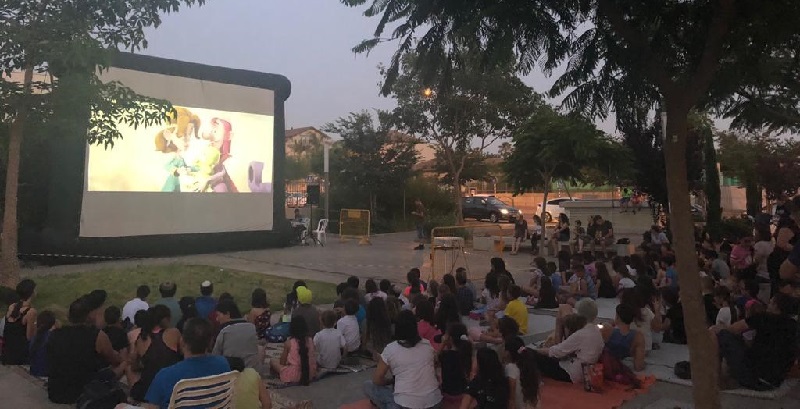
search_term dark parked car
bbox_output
[462,196,521,223]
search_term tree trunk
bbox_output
[703,131,722,238]
[744,179,762,216]
[452,174,463,225]
[663,105,720,409]
[540,174,552,228]
[1,65,34,288]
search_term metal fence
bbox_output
[339,209,371,243]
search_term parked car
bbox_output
[535,197,577,223]
[462,195,521,223]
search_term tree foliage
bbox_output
[433,149,489,186]
[0,0,206,285]
[384,54,539,223]
[323,111,418,220]
[718,132,800,214]
[504,105,630,222]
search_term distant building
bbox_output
[285,127,331,157]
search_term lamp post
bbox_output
[323,140,332,222]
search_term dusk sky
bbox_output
[141,0,589,135]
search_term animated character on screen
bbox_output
[154,107,201,192]
[194,118,238,193]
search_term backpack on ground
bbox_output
[75,379,127,409]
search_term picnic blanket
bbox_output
[340,377,655,409]
[635,343,799,400]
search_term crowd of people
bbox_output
[1,196,800,408]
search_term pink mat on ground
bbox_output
[340,377,656,409]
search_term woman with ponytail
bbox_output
[461,347,510,409]
[504,337,541,409]
[439,323,473,402]
[270,315,317,385]
[2,279,37,365]
[129,305,182,401]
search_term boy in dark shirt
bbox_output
[102,306,130,356]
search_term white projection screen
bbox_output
[79,67,275,237]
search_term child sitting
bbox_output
[269,316,317,385]
[103,306,130,356]
[713,286,737,327]
[462,347,510,409]
[28,310,56,378]
[336,299,361,354]
[313,310,345,370]
[504,337,541,409]
[504,285,528,335]
[438,323,472,405]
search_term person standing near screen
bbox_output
[412,198,426,250]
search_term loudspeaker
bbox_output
[307,185,320,205]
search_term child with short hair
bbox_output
[713,286,736,327]
[29,310,56,378]
[504,285,528,335]
[336,299,361,354]
[313,310,346,370]
[103,306,130,356]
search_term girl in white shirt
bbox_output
[714,286,736,327]
[504,337,541,409]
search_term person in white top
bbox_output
[714,286,735,327]
[504,337,541,409]
[314,311,346,369]
[363,310,442,409]
[121,285,150,326]
[336,300,361,353]
[364,279,388,304]
[532,314,604,383]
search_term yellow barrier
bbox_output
[339,209,371,245]
[429,224,506,281]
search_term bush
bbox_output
[718,217,754,241]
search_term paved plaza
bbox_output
[5,232,800,408]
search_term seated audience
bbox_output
[702,276,719,326]
[456,269,476,316]
[269,316,317,385]
[103,306,130,357]
[559,263,597,304]
[548,298,598,346]
[713,293,798,390]
[457,267,478,299]
[173,297,195,333]
[246,288,272,339]
[504,285,528,335]
[660,255,679,288]
[621,288,662,353]
[285,280,307,315]
[461,347,510,409]
[122,285,150,328]
[365,298,393,359]
[227,357,272,409]
[2,279,37,365]
[438,323,472,403]
[365,279,388,304]
[292,286,321,336]
[714,286,737,327]
[504,337,541,409]
[314,310,346,370]
[415,298,441,350]
[129,305,182,402]
[347,276,367,306]
[337,299,361,354]
[47,292,123,404]
[363,310,442,409]
[403,268,427,297]
[213,299,265,375]
[595,262,617,298]
[533,313,604,383]
[128,309,149,348]
[601,304,646,370]
[534,273,558,309]
[28,310,56,378]
[195,280,217,320]
[142,318,231,408]
[661,287,686,344]
[153,282,181,328]
[436,294,461,335]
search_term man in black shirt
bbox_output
[713,293,798,390]
[589,216,615,259]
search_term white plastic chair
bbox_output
[314,218,329,246]
[167,371,238,409]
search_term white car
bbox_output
[535,197,577,222]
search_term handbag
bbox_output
[75,379,127,409]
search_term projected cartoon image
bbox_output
[87,106,273,193]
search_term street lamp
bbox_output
[422,87,434,98]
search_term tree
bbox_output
[323,111,417,220]
[702,124,723,237]
[433,150,489,187]
[343,1,800,406]
[504,105,628,224]
[497,142,513,160]
[0,1,205,286]
[384,54,538,224]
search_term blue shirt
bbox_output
[195,296,217,320]
[356,305,366,326]
[666,267,679,288]
[145,355,230,408]
[550,274,563,289]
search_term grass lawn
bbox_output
[14,264,338,321]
